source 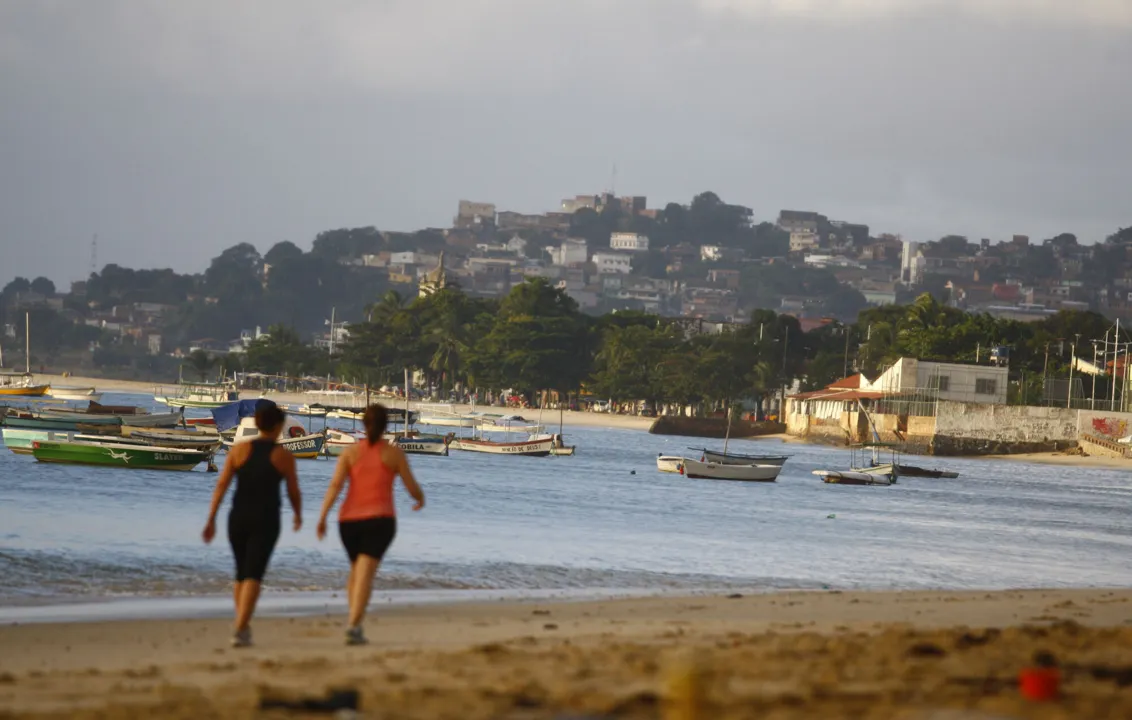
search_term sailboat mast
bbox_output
[723,405,732,455]
[404,368,410,439]
[25,311,30,374]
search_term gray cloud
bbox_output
[1,1,1130,286]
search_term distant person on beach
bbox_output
[202,401,302,648]
[316,403,425,646]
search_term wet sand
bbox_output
[3,589,1132,718]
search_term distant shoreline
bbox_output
[22,373,1132,467]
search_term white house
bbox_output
[865,358,1008,405]
[789,231,820,253]
[547,238,589,266]
[593,251,633,275]
[609,232,650,252]
[700,245,723,262]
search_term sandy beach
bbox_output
[26,374,657,432]
[2,589,1131,718]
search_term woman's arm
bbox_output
[394,446,425,511]
[202,446,241,543]
[316,448,353,539]
[272,447,302,532]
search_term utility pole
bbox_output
[1042,342,1050,405]
[1113,320,1121,411]
[1091,341,1100,410]
[1067,340,1075,409]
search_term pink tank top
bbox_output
[339,440,396,521]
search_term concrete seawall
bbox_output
[786,401,1132,458]
[648,417,785,439]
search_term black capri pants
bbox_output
[228,512,281,582]
[339,517,397,563]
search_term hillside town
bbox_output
[1,189,1130,380]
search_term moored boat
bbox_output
[812,443,899,486]
[0,372,49,397]
[813,469,895,486]
[394,435,450,456]
[30,440,210,471]
[679,457,781,482]
[657,455,684,473]
[222,416,326,459]
[155,381,240,409]
[697,449,789,466]
[48,386,102,402]
[449,436,554,456]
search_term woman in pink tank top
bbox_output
[316,404,425,645]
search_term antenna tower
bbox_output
[90,234,98,276]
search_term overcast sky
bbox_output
[2,0,1130,286]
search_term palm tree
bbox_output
[426,313,470,395]
[365,290,406,325]
[186,349,215,382]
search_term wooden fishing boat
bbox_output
[812,443,899,486]
[449,436,554,457]
[697,449,789,466]
[48,386,102,402]
[223,416,326,459]
[155,381,239,409]
[679,457,782,482]
[657,455,684,473]
[2,428,68,454]
[394,435,450,456]
[813,469,895,486]
[30,440,210,471]
[0,372,49,397]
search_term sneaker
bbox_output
[231,627,252,648]
[345,626,368,646]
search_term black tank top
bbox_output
[231,439,284,521]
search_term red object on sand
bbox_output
[1019,667,1060,701]
[185,418,216,426]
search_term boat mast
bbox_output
[403,368,410,439]
[722,404,732,456]
[25,311,30,374]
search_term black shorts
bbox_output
[339,517,397,563]
[228,513,281,582]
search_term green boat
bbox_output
[30,440,210,471]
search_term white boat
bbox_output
[812,469,895,486]
[325,428,360,456]
[657,455,684,473]
[48,386,103,402]
[449,436,554,456]
[155,381,239,409]
[327,409,365,420]
[698,449,789,466]
[222,416,326,459]
[284,404,328,417]
[671,407,780,481]
[418,404,478,428]
[394,435,450,456]
[679,457,782,482]
[812,441,899,487]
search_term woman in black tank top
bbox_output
[203,402,302,648]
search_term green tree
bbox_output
[186,349,216,381]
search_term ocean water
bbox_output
[2,392,1132,607]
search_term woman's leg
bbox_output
[347,554,381,628]
[235,580,262,632]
